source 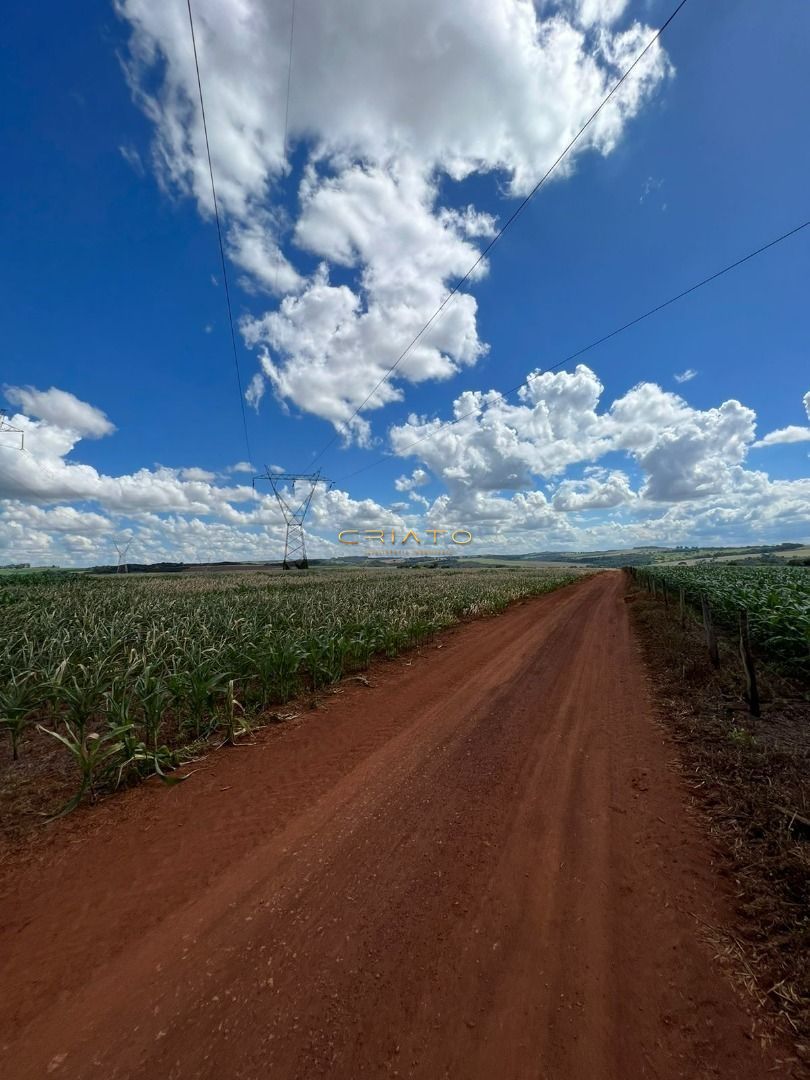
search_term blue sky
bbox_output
[1,0,808,564]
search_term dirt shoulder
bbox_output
[627,578,810,1067]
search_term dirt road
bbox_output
[0,573,783,1079]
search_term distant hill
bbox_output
[74,541,808,574]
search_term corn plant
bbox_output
[53,661,113,734]
[305,630,351,688]
[635,563,810,673]
[133,667,173,752]
[167,656,229,738]
[0,674,39,760]
[249,638,304,706]
[38,721,131,813]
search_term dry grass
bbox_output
[628,581,810,1066]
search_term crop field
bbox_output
[0,567,580,815]
[633,563,810,672]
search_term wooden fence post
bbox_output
[679,587,686,628]
[738,609,760,718]
[701,593,720,667]
[663,583,669,609]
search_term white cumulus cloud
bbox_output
[753,425,810,449]
[552,469,636,511]
[4,385,115,438]
[574,0,631,29]
[245,372,266,412]
[2,377,809,563]
[0,387,405,564]
[116,0,672,439]
[394,468,431,492]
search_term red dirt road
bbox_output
[0,573,786,1079]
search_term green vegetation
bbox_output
[521,542,807,568]
[0,567,580,812]
[633,563,810,673]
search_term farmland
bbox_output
[4,571,799,1079]
[632,563,810,673]
[0,566,580,815]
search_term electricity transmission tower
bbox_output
[114,539,133,574]
[0,410,24,451]
[254,470,332,569]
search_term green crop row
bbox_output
[0,567,581,812]
[633,563,810,672]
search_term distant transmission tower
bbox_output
[254,470,332,569]
[0,410,24,451]
[113,539,133,574]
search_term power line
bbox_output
[282,0,297,159]
[309,0,690,468]
[274,0,297,296]
[186,0,253,465]
[335,219,809,484]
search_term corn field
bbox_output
[0,567,580,812]
[633,563,810,673]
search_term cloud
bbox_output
[640,174,663,203]
[0,390,253,514]
[3,385,115,438]
[552,469,635,511]
[241,165,490,434]
[13,371,800,567]
[117,0,673,440]
[394,468,430,492]
[118,142,145,176]
[389,364,759,507]
[0,389,400,564]
[629,397,754,501]
[179,467,217,482]
[228,216,303,296]
[574,0,630,28]
[752,425,810,449]
[389,364,610,491]
[2,378,809,564]
[674,368,697,384]
[3,502,113,536]
[804,390,810,421]
[245,372,265,412]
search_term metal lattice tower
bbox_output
[113,539,133,574]
[0,410,24,451]
[254,470,332,569]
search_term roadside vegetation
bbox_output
[632,563,810,676]
[627,571,810,1056]
[0,566,580,833]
